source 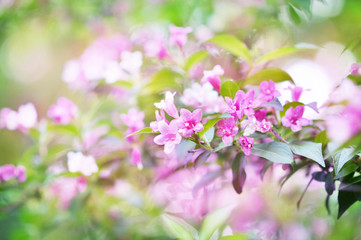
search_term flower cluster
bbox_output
[0,164,26,182]
[0,103,37,132]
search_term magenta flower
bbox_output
[216,118,239,145]
[256,119,272,133]
[254,109,268,121]
[177,108,204,137]
[241,89,261,116]
[350,63,361,75]
[287,85,304,102]
[238,136,254,156]
[169,25,192,48]
[154,91,179,119]
[281,106,310,132]
[0,164,26,182]
[131,147,143,169]
[154,120,182,154]
[201,65,224,92]
[257,80,281,103]
[48,97,78,125]
[67,152,98,176]
[225,90,244,119]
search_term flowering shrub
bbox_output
[1,1,361,239]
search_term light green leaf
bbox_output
[208,35,252,62]
[220,81,239,99]
[203,126,215,143]
[112,80,133,88]
[251,142,294,164]
[256,46,305,64]
[290,141,325,167]
[199,205,236,240]
[126,127,154,138]
[315,130,329,147]
[145,68,181,94]
[199,118,222,138]
[220,234,248,240]
[241,68,294,87]
[162,214,198,240]
[185,51,210,71]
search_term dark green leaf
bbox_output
[251,142,294,164]
[288,4,302,25]
[231,153,247,194]
[194,150,211,167]
[207,35,252,62]
[241,68,294,87]
[335,162,359,180]
[338,182,359,218]
[220,81,239,99]
[331,148,355,175]
[290,141,325,167]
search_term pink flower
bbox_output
[281,106,310,132]
[144,39,169,59]
[0,164,26,182]
[177,108,204,137]
[120,108,145,141]
[131,147,143,169]
[257,80,281,103]
[150,110,168,132]
[201,65,224,92]
[154,120,182,154]
[256,119,272,133]
[169,25,192,48]
[48,97,77,125]
[254,109,268,121]
[225,91,244,119]
[82,126,109,151]
[154,91,179,118]
[0,103,37,131]
[238,136,254,156]
[49,176,87,209]
[216,118,239,145]
[67,152,98,176]
[240,89,261,116]
[287,85,303,102]
[350,63,361,75]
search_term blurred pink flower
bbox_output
[201,65,224,92]
[216,118,239,145]
[67,152,98,176]
[154,120,182,154]
[82,126,109,151]
[287,85,304,102]
[49,176,87,209]
[169,25,192,48]
[131,147,143,168]
[144,39,169,59]
[281,106,310,132]
[177,108,204,137]
[119,51,143,75]
[120,108,145,142]
[0,103,37,132]
[239,136,254,156]
[48,97,77,125]
[350,63,361,75]
[257,80,281,103]
[181,83,227,114]
[0,164,26,182]
[150,110,168,132]
[154,91,179,119]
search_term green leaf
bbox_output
[199,205,236,240]
[176,139,196,162]
[290,141,325,167]
[256,46,305,64]
[145,68,181,94]
[162,214,198,240]
[288,4,302,25]
[251,142,294,164]
[331,148,355,175]
[125,127,153,138]
[199,118,222,138]
[207,35,251,62]
[214,141,232,152]
[335,163,359,180]
[289,0,311,16]
[280,102,304,118]
[315,130,329,147]
[232,153,247,194]
[220,234,248,240]
[185,51,210,71]
[194,150,211,167]
[241,68,294,87]
[112,80,133,88]
[203,126,215,143]
[220,81,239,99]
[48,124,80,137]
[337,182,360,219]
[347,75,361,85]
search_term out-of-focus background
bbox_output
[1,0,361,239]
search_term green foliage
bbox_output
[290,141,325,167]
[162,214,198,240]
[231,153,247,194]
[185,51,210,71]
[251,142,294,164]
[220,81,239,99]
[241,68,294,87]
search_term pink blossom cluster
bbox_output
[0,103,37,132]
[67,151,98,176]
[0,164,26,182]
[48,97,78,125]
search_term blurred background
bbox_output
[1,0,361,239]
